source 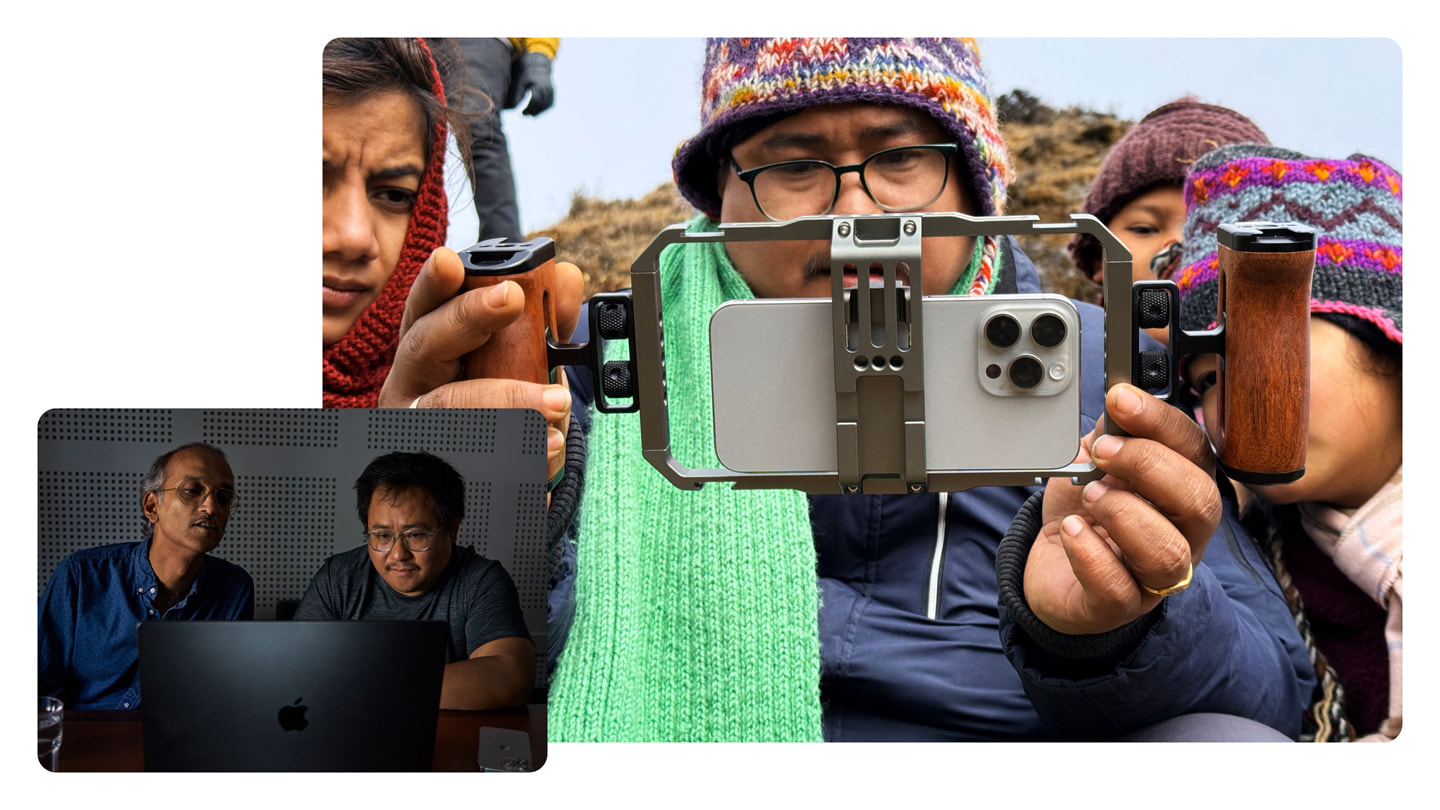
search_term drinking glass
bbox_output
[38,697,63,772]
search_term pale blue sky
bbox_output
[499,38,1402,232]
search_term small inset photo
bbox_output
[37,408,549,772]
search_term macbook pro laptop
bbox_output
[138,620,448,771]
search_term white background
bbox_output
[9,1,1431,806]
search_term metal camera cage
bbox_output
[549,212,1139,494]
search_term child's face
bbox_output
[1105,185,1186,286]
[1186,317,1402,507]
[1097,186,1185,343]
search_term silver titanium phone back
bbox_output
[710,293,1082,474]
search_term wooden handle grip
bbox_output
[460,258,557,386]
[1215,243,1313,481]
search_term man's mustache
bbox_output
[803,251,831,279]
[803,251,913,285]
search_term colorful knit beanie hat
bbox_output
[671,38,1013,221]
[1070,97,1269,279]
[1174,144,1402,345]
[322,37,451,408]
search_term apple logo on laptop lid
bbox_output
[278,698,309,732]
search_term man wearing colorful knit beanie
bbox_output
[1172,144,1402,741]
[546,38,1312,742]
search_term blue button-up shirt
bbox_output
[38,539,254,710]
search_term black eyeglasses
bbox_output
[158,482,237,511]
[365,529,439,553]
[730,143,957,221]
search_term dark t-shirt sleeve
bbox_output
[293,559,340,620]
[464,560,531,654]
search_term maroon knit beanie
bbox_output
[1068,97,1268,279]
[322,38,450,408]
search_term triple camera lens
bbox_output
[984,312,1065,391]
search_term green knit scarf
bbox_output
[549,217,999,741]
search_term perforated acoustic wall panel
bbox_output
[203,410,341,447]
[36,408,174,443]
[37,409,549,688]
[38,471,147,589]
[220,476,337,616]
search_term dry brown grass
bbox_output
[526,185,697,301]
[999,96,1129,303]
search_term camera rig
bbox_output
[470,214,1313,493]
[1134,221,1316,485]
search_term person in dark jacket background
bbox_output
[451,38,560,241]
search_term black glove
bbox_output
[515,52,554,116]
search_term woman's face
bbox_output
[322,90,428,348]
[1186,317,1402,508]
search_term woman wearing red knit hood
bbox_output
[322,38,581,483]
[323,37,455,407]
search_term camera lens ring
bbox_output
[1009,355,1044,390]
[1030,313,1067,348]
[985,314,1022,348]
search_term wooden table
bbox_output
[54,705,546,772]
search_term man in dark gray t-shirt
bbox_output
[294,451,534,710]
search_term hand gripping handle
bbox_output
[457,237,559,386]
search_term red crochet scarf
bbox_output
[322,38,450,408]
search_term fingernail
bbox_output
[486,281,510,308]
[548,427,564,452]
[543,385,570,413]
[1062,515,1085,537]
[1092,434,1122,460]
[1114,385,1141,415]
[1083,480,1108,503]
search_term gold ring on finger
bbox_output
[1140,560,1193,597]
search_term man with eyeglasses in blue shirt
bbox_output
[294,450,533,710]
[38,442,255,710]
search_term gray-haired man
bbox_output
[38,442,255,709]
